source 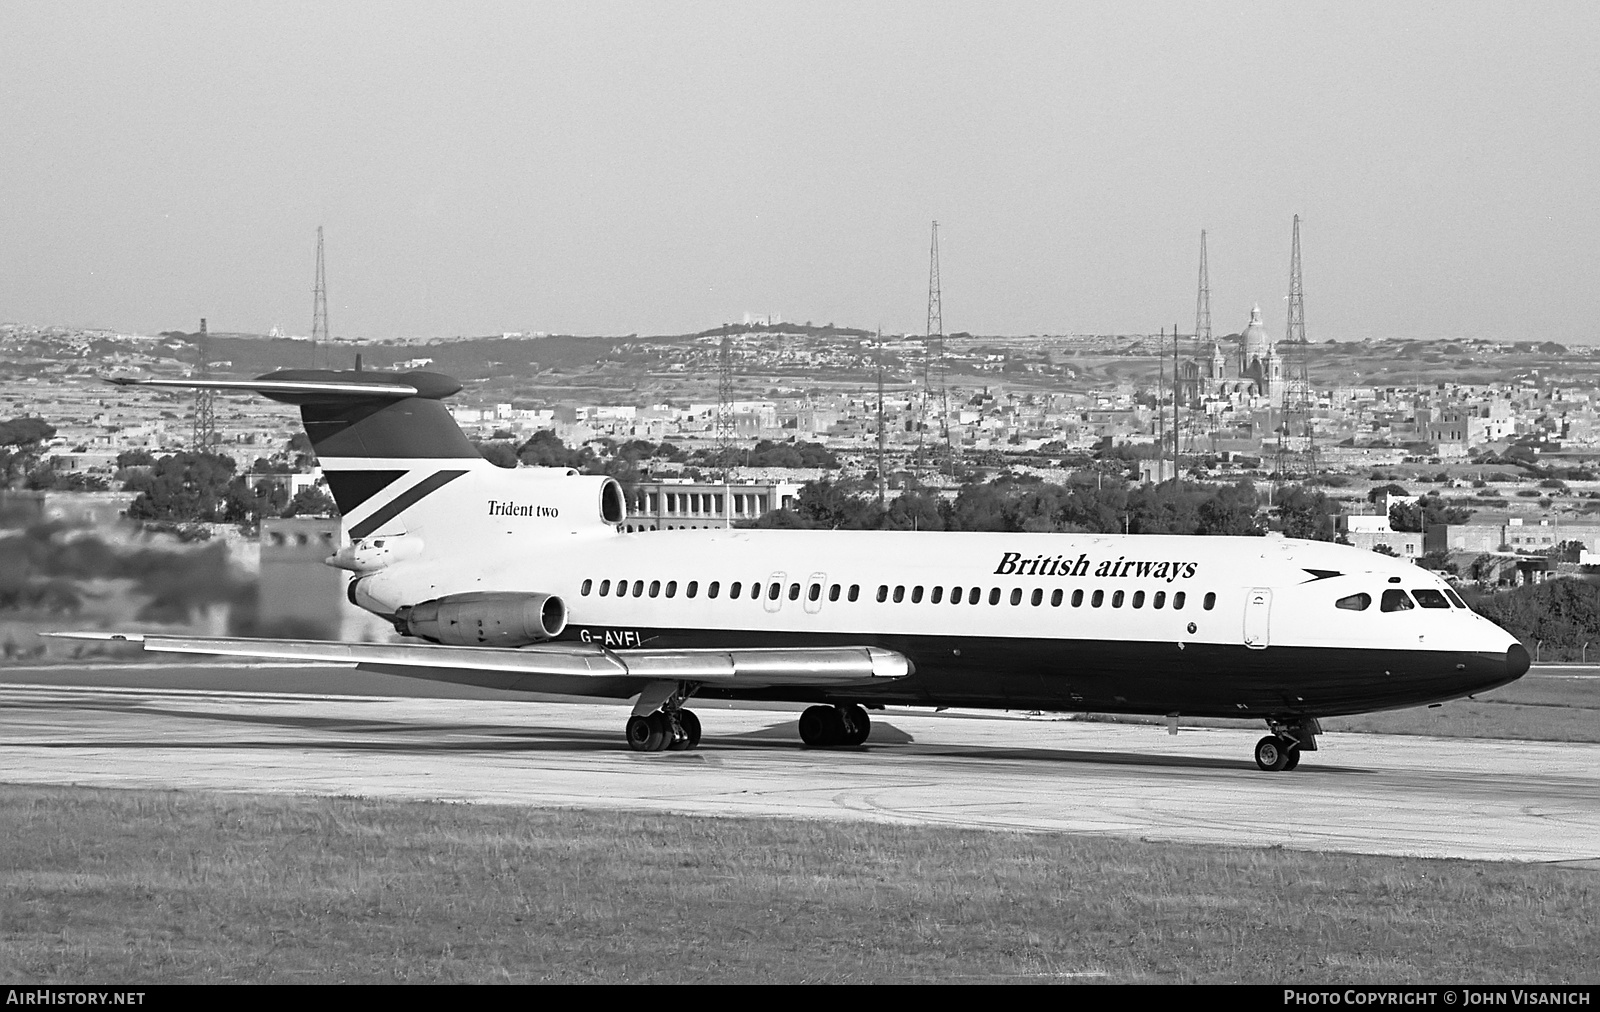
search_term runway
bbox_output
[3,663,1598,867]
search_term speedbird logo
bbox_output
[487,500,560,518]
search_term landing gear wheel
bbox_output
[799,705,843,747]
[839,704,871,746]
[677,709,702,749]
[626,714,662,752]
[1254,735,1290,772]
[1282,748,1301,771]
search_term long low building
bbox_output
[626,478,801,532]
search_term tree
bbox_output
[124,452,239,522]
[1276,485,1341,541]
[1389,493,1472,533]
[516,430,592,469]
[282,485,338,518]
[0,416,56,490]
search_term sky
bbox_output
[1,1,1596,343]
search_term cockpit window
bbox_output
[1381,589,1415,612]
[1336,593,1371,611]
[1412,588,1451,609]
[1444,589,1468,609]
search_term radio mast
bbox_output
[1276,215,1315,477]
[191,318,218,453]
[311,226,329,370]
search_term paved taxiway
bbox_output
[2,663,1597,867]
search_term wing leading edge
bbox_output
[47,633,912,698]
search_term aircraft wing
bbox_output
[47,633,911,701]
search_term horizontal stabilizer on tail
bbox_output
[103,370,461,405]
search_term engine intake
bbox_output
[393,591,567,647]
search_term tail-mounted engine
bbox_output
[392,591,567,647]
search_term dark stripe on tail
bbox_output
[348,469,470,539]
[324,470,407,515]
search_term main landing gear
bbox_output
[1254,718,1322,772]
[626,708,701,752]
[625,680,703,753]
[798,704,872,747]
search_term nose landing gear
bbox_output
[1254,718,1321,772]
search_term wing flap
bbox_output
[45,633,911,690]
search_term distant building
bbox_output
[1180,303,1281,404]
[1424,515,1600,556]
[626,478,801,532]
[258,517,394,641]
[1336,512,1422,559]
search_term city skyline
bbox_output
[2,3,1595,344]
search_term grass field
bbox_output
[1,786,1594,984]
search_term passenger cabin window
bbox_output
[616,579,629,598]
[1132,590,1144,608]
[950,586,962,604]
[1031,589,1043,606]
[666,581,677,598]
[968,588,981,605]
[848,585,860,602]
[751,583,762,600]
[1203,592,1216,611]
[1153,591,1165,609]
[1413,588,1451,609]
[1111,590,1124,608]
[911,586,924,604]
[828,584,841,602]
[1092,590,1104,607]
[808,584,822,602]
[649,580,661,598]
[599,579,611,596]
[989,588,1002,606]
[1336,593,1372,611]
[877,586,888,603]
[893,586,905,603]
[708,581,721,599]
[582,579,593,596]
[687,581,698,598]
[931,587,943,604]
[768,582,781,600]
[1072,589,1084,607]
[729,581,741,599]
[1010,588,1022,606]
[633,580,644,597]
[1051,589,1063,606]
[1173,591,1186,610]
[1381,589,1415,612]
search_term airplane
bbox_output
[58,368,1531,771]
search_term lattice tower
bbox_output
[1186,229,1214,455]
[875,330,888,510]
[716,335,735,482]
[311,226,329,370]
[1275,214,1316,477]
[191,318,218,453]
[925,221,952,477]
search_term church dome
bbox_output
[1239,303,1272,363]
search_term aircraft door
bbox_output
[1243,588,1271,649]
[764,571,786,613]
[804,572,826,614]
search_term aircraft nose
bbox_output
[1506,642,1530,680]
